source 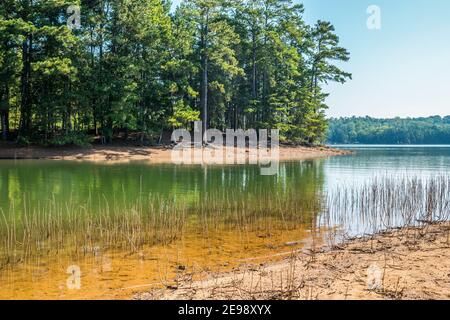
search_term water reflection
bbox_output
[0,160,326,219]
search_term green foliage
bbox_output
[0,0,351,146]
[328,116,450,144]
[16,135,31,147]
[168,101,200,129]
[48,132,93,147]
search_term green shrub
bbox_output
[48,132,92,147]
[16,135,31,146]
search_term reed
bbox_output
[0,188,317,269]
[320,175,450,239]
[0,195,188,268]
[2,174,449,272]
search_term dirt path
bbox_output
[137,223,450,300]
[0,144,348,163]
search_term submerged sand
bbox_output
[137,222,450,300]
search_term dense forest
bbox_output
[0,0,351,147]
[328,116,450,145]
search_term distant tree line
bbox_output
[0,0,350,147]
[327,116,450,144]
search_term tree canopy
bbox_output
[0,0,351,146]
[328,116,450,145]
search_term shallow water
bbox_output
[0,145,449,299]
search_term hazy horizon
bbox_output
[327,114,450,120]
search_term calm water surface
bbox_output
[0,145,449,298]
[2,145,450,216]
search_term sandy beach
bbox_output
[0,144,349,163]
[137,222,450,300]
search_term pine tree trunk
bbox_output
[19,33,32,137]
[1,110,9,141]
[1,82,10,140]
[252,26,258,127]
[201,54,208,136]
[200,11,209,143]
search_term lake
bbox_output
[0,145,449,298]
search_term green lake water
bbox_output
[1,145,450,236]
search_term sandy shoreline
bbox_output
[0,144,349,163]
[137,222,450,300]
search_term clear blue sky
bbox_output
[171,0,450,118]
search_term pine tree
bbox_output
[0,0,351,146]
